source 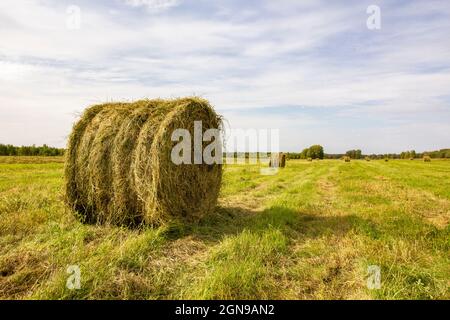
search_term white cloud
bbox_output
[0,0,449,151]
[122,0,181,12]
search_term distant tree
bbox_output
[0,144,64,156]
[286,152,301,159]
[7,145,17,156]
[300,148,309,159]
[299,145,324,160]
[345,149,362,159]
[308,145,324,159]
[400,151,412,159]
[0,144,7,155]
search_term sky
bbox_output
[0,0,449,153]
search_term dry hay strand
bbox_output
[65,97,222,226]
[423,155,431,162]
[269,152,286,168]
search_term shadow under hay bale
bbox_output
[65,97,222,226]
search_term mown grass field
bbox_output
[0,156,449,299]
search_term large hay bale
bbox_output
[65,98,222,226]
[343,156,350,162]
[423,155,431,162]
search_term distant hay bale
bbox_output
[423,155,431,162]
[307,157,312,162]
[280,153,286,167]
[384,158,389,162]
[410,158,414,160]
[365,156,371,161]
[343,156,350,162]
[65,98,222,226]
[269,152,286,168]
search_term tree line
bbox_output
[1,142,449,159]
[286,147,450,160]
[416,149,450,159]
[0,144,65,156]
[342,149,450,159]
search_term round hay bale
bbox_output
[423,155,431,162]
[64,98,222,226]
[343,156,350,162]
[280,153,286,168]
[269,152,286,168]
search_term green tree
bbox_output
[346,149,362,159]
[300,148,309,159]
[0,144,64,156]
[0,144,7,155]
[308,145,324,159]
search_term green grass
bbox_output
[0,157,448,299]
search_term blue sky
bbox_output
[0,0,449,153]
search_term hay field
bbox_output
[0,157,449,299]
